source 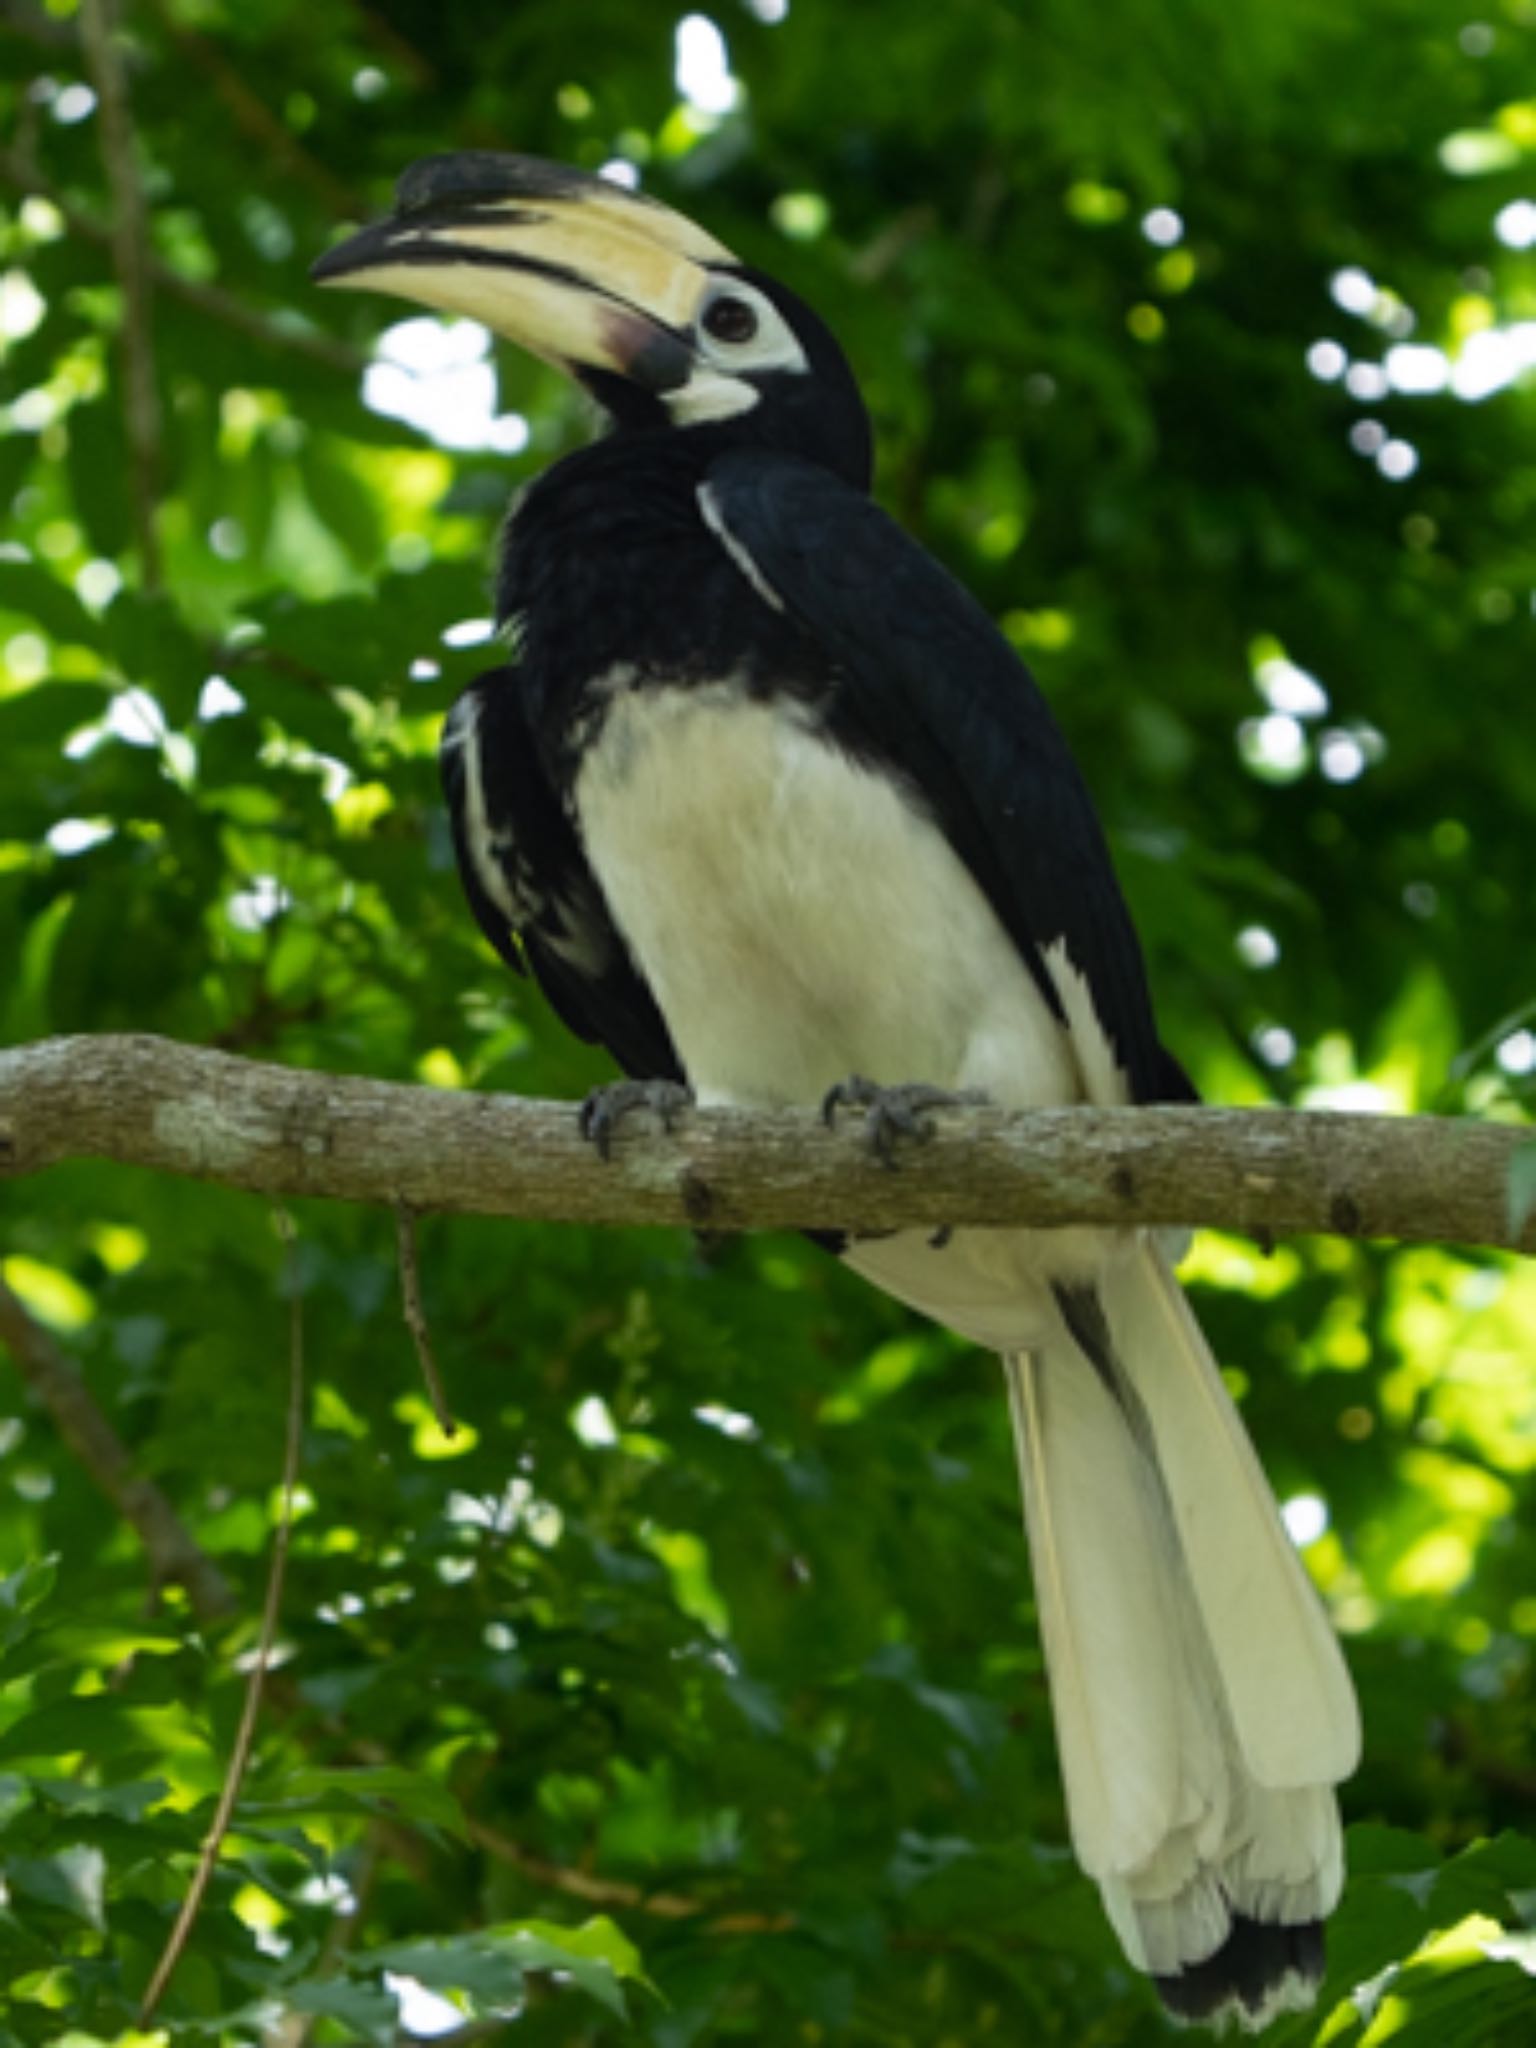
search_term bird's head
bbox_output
[312,152,872,490]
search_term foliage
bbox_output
[2,0,1535,2042]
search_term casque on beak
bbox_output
[311,151,738,394]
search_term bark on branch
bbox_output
[1,1034,1531,1251]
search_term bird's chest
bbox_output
[570,682,1067,1109]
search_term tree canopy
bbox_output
[1,0,1535,2042]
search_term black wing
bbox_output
[703,450,1191,1106]
[441,668,682,1083]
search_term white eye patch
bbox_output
[665,278,810,424]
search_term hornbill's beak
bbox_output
[310,151,738,395]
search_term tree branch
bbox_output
[0,1272,239,1621]
[79,0,163,590]
[1,1034,1531,1250]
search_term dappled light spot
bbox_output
[52,84,96,126]
[1126,302,1165,342]
[1377,438,1419,481]
[386,1973,467,2037]
[198,675,246,720]
[1282,1494,1330,1547]
[1180,1233,1304,1299]
[1236,925,1280,969]
[771,191,830,241]
[0,269,45,343]
[1495,199,1536,249]
[226,876,290,931]
[1238,711,1308,781]
[1319,731,1367,783]
[1449,322,1536,400]
[1391,1527,1475,1598]
[74,558,121,609]
[2,1255,94,1332]
[1440,128,1522,174]
[571,1394,620,1446]
[4,632,47,684]
[416,1046,466,1088]
[45,818,112,856]
[1386,343,1451,394]
[1254,651,1329,718]
[395,1391,480,1461]
[442,616,496,648]
[1346,361,1390,401]
[675,15,740,115]
[1066,180,1129,224]
[694,1402,760,1440]
[1331,266,1379,317]
[1252,1023,1296,1068]
[364,318,529,453]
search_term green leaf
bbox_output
[5,1845,106,1930]
[362,1915,650,2022]
[238,1764,470,1841]
[0,1697,204,1767]
[281,1975,401,2045]
[0,561,103,646]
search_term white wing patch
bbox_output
[1043,938,1132,1108]
[697,484,786,611]
[443,693,539,931]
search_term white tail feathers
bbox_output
[1100,1250,1361,1789]
[1001,1241,1359,2029]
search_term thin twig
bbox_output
[0,1259,803,1950]
[139,1209,307,2023]
[143,0,360,216]
[0,1275,238,1622]
[468,1818,795,1932]
[396,1200,456,1436]
[0,147,368,375]
[78,0,162,589]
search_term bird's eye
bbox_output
[702,295,760,345]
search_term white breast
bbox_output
[572,683,1083,1113]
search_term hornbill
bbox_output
[314,153,1359,2030]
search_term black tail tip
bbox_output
[1154,1917,1326,2032]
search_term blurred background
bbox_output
[1,0,1535,2041]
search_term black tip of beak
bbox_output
[310,222,392,285]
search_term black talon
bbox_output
[579,1078,694,1159]
[820,1076,988,1169]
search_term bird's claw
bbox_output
[820,1075,988,1169]
[579,1078,695,1159]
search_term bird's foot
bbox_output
[820,1075,988,1169]
[579,1078,695,1160]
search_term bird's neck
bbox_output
[495,433,824,753]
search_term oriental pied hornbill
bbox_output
[314,153,1359,2031]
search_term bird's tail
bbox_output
[1002,1243,1359,2031]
